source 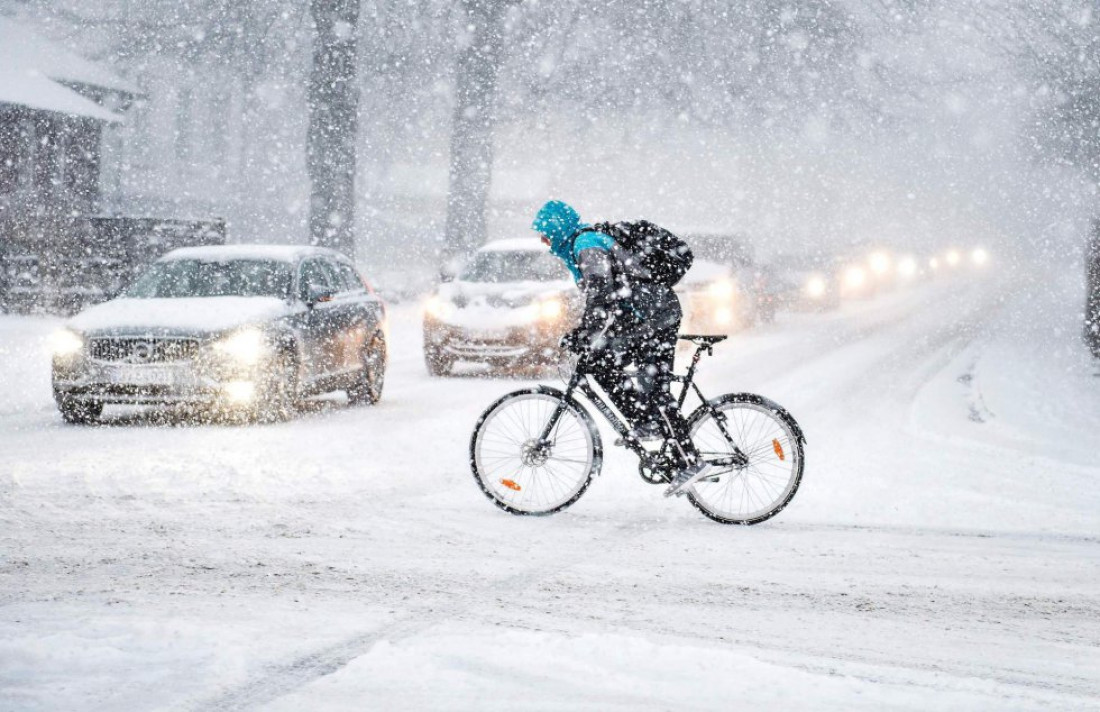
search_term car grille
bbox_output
[89,337,200,363]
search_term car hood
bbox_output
[439,280,572,308]
[434,280,574,329]
[68,296,293,337]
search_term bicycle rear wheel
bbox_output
[686,393,805,525]
[470,386,602,515]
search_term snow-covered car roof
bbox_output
[480,238,546,253]
[159,245,344,264]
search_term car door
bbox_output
[330,257,384,368]
[297,258,342,382]
[315,256,364,374]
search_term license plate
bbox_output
[109,366,175,386]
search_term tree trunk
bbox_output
[1086,219,1100,356]
[308,0,360,256]
[443,0,508,265]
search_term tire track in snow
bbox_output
[187,516,657,711]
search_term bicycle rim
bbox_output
[688,397,803,524]
[471,390,599,515]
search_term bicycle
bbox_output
[469,334,806,525]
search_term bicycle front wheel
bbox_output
[470,387,602,515]
[686,393,805,525]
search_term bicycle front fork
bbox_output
[536,366,586,446]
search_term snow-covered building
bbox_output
[0,16,138,219]
[0,18,224,313]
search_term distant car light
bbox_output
[971,247,989,266]
[945,249,961,267]
[707,279,737,300]
[929,257,940,271]
[425,295,456,320]
[714,307,734,325]
[898,256,918,279]
[868,251,891,276]
[804,276,828,299]
[48,329,84,358]
[538,298,564,321]
[844,266,867,290]
[223,380,256,404]
[213,328,270,366]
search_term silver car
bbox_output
[49,245,387,423]
[422,239,580,375]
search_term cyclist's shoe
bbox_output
[663,460,714,498]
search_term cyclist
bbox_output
[532,199,711,496]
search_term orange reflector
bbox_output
[772,438,785,461]
[501,479,522,491]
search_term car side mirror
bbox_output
[306,286,336,307]
[439,256,465,284]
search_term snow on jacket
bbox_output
[532,200,680,344]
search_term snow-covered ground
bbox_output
[1,266,1098,711]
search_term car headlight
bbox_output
[804,276,827,299]
[707,279,736,300]
[213,328,270,366]
[971,247,989,266]
[538,298,564,321]
[844,266,867,290]
[48,328,84,358]
[868,251,891,277]
[425,295,456,320]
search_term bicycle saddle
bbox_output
[678,334,728,345]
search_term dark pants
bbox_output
[587,291,699,469]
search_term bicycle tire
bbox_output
[685,393,805,525]
[470,386,602,516]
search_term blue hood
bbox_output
[532,200,588,280]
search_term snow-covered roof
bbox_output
[161,245,341,263]
[0,17,136,121]
[480,238,546,253]
[0,69,122,122]
[0,17,139,94]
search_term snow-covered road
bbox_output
[1,267,1098,711]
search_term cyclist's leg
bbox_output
[586,341,650,425]
[637,324,699,468]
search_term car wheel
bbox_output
[349,336,386,405]
[425,346,454,377]
[58,398,103,425]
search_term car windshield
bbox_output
[126,259,292,299]
[460,251,570,283]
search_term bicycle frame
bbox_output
[536,341,745,470]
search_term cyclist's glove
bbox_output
[559,327,592,354]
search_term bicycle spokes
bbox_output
[688,397,804,524]
[471,390,600,515]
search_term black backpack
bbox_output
[578,220,694,287]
